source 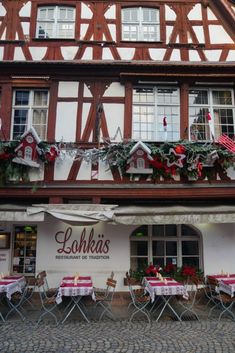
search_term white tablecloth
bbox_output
[56,277,95,304]
[0,276,26,300]
[143,277,188,303]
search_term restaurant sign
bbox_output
[54,227,110,260]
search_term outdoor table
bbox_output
[56,276,95,323]
[0,275,26,321]
[207,274,235,320]
[207,274,235,297]
[143,277,188,322]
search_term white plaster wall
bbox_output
[14,47,26,61]
[19,2,31,17]
[165,5,176,21]
[0,250,11,274]
[117,48,135,60]
[35,221,235,290]
[55,102,78,142]
[61,47,78,61]
[29,47,47,60]
[36,216,133,290]
[209,25,234,44]
[2,219,235,291]
[103,103,124,142]
[0,47,3,60]
[0,3,6,16]
[198,223,235,275]
[54,154,74,180]
[105,5,116,19]
[58,82,79,98]
[188,4,202,20]
[81,3,93,19]
[104,83,125,97]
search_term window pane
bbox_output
[212,90,232,105]
[34,91,48,106]
[213,108,234,139]
[130,241,148,256]
[15,91,29,106]
[152,240,164,256]
[182,257,199,268]
[152,225,164,236]
[131,257,148,271]
[152,257,164,268]
[189,90,208,105]
[165,225,177,236]
[166,241,177,256]
[182,241,199,255]
[131,225,148,237]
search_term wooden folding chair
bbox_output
[178,277,200,321]
[126,273,151,323]
[94,277,117,321]
[207,277,235,321]
[36,277,60,326]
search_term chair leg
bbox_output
[98,302,115,321]
[36,306,58,326]
[129,306,150,323]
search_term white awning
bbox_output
[25,204,235,225]
[0,204,45,222]
[112,205,235,224]
[27,204,118,225]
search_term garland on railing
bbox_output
[0,139,234,185]
[0,140,59,185]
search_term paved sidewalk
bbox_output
[1,297,235,353]
[0,316,235,353]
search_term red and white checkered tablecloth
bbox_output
[207,274,235,297]
[143,277,188,303]
[0,276,26,300]
[56,276,95,304]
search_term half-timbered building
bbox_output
[0,0,235,289]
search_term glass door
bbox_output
[12,225,37,275]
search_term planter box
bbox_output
[123,277,141,286]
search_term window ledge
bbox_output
[0,40,25,45]
[167,43,205,49]
[32,38,76,42]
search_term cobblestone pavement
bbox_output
[0,305,235,353]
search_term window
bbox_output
[132,87,180,141]
[130,224,202,271]
[36,6,75,39]
[122,7,160,41]
[189,88,235,141]
[11,89,49,140]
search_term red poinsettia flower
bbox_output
[164,263,176,274]
[145,264,160,276]
[181,265,196,277]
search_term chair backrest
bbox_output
[105,278,117,301]
[36,277,47,304]
[110,271,114,280]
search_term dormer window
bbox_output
[36,6,75,39]
[122,7,160,42]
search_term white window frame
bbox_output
[130,225,202,271]
[36,6,75,39]
[122,7,160,42]
[11,89,49,140]
[132,86,180,141]
[189,87,235,141]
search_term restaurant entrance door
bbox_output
[12,225,37,276]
